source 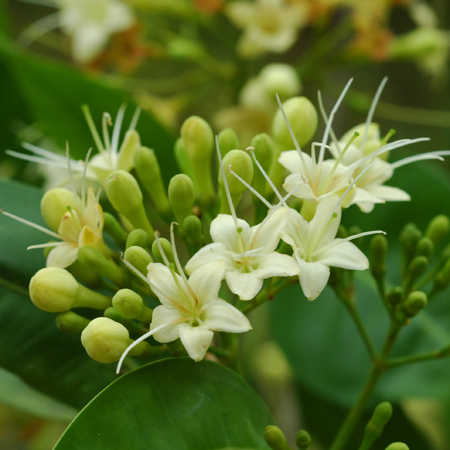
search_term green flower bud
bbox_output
[434,257,450,292]
[81,317,130,364]
[174,138,196,182]
[400,223,422,256]
[264,426,290,450]
[426,214,450,246]
[78,246,128,286]
[40,188,79,231]
[126,229,149,250]
[168,38,204,60]
[104,170,154,241]
[362,402,392,447]
[112,289,144,319]
[124,246,153,276]
[29,267,110,312]
[218,149,253,214]
[218,128,239,158]
[259,63,302,100]
[181,116,214,207]
[272,97,318,150]
[134,146,172,222]
[408,255,428,278]
[387,286,403,305]
[55,311,90,333]
[384,443,409,450]
[370,235,388,280]
[152,238,175,265]
[103,212,127,247]
[337,225,347,239]
[295,430,312,449]
[415,237,433,259]
[403,291,427,317]
[183,214,204,253]
[250,133,274,199]
[168,174,195,228]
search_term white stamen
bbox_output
[121,254,152,287]
[229,167,273,209]
[129,107,142,131]
[317,91,341,153]
[102,113,112,154]
[390,151,450,169]
[111,105,127,155]
[82,105,105,154]
[0,210,61,239]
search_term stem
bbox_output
[387,347,450,368]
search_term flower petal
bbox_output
[297,258,330,301]
[188,260,227,305]
[150,305,183,343]
[202,299,252,333]
[185,243,232,275]
[178,324,214,362]
[226,270,264,300]
[317,241,369,271]
[255,252,300,279]
[147,263,182,308]
[46,244,78,268]
[210,215,251,251]
[250,207,288,252]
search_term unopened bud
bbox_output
[168,174,195,227]
[387,286,403,305]
[385,443,409,450]
[403,291,427,317]
[371,235,388,279]
[29,267,110,312]
[431,256,450,295]
[152,238,175,265]
[264,426,290,450]
[400,223,422,256]
[126,229,149,249]
[103,212,127,246]
[341,123,382,156]
[168,38,204,60]
[272,97,318,150]
[105,170,154,241]
[56,311,90,333]
[124,246,153,276]
[174,138,196,182]
[295,430,312,449]
[112,289,144,319]
[250,133,274,197]
[426,214,450,246]
[218,128,239,158]
[415,237,433,258]
[363,402,392,445]
[134,147,172,221]
[259,63,302,100]
[183,215,204,253]
[408,255,428,278]
[41,188,79,231]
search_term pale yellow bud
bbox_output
[259,63,301,100]
[40,188,80,231]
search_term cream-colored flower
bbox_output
[225,0,308,58]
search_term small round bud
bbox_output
[264,426,290,450]
[81,317,130,364]
[218,128,239,157]
[385,443,409,450]
[56,311,90,333]
[251,133,274,173]
[295,430,312,449]
[112,289,144,319]
[126,229,149,250]
[168,174,195,225]
[41,188,79,231]
[259,63,302,100]
[272,97,318,149]
[408,256,428,278]
[181,116,214,164]
[124,246,153,276]
[103,212,127,246]
[183,215,203,239]
[403,291,427,317]
[387,287,403,305]
[105,170,143,214]
[370,402,393,429]
[371,234,388,279]
[415,237,433,259]
[29,267,80,312]
[219,150,253,195]
[400,223,422,255]
[152,238,175,265]
[426,214,450,246]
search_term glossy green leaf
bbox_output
[271,161,450,405]
[0,35,177,184]
[54,358,274,450]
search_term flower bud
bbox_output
[41,188,79,231]
[219,149,253,214]
[415,237,433,259]
[112,289,144,319]
[168,174,196,227]
[263,426,290,450]
[81,317,130,364]
[370,235,388,280]
[272,97,318,150]
[124,246,153,276]
[426,214,450,246]
[183,214,204,253]
[385,443,409,450]
[55,311,90,333]
[341,123,382,156]
[104,170,154,241]
[259,63,302,100]
[295,430,312,449]
[152,238,175,265]
[134,146,172,221]
[218,128,239,158]
[250,133,274,198]
[29,267,111,312]
[126,229,149,250]
[174,138,196,182]
[408,255,428,278]
[117,130,140,173]
[402,291,427,317]
[431,256,450,295]
[387,286,403,305]
[400,223,422,272]
[362,402,392,447]
[103,212,127,247]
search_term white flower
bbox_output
[186,208,299,300]
[225,0,308,58]
[117,259,252,371]
[55,0,135,63]
[280,195,380,300]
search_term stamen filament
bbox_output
[111,104,126,155]
[82,105,105,154]
[129,107,142,131]
[0,210,61,239]
[102,112,112,154]
[229,167,273,209]
[153,231,171,267]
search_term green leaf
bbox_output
[54,358,274,450]
[271,161,450,405]
[0,35,177,184]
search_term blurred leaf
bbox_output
[0,367,78,422]
[0,1,10,35]
[54,358,274,450]
[271,161,450,405]
[0,35,177,184]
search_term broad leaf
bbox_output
[54,358,274,450]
